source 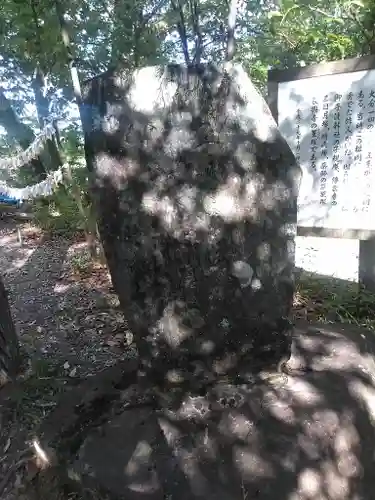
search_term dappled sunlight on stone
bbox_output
[157,301,195,349]
[323,461,351,499]
[309,410,339,437]
[218,411,257,442]
[334,425,360,454]
[297,433,321,461]
[174,448,211,496]
[22,57,375,498]
[158,417,182,447]
[297,468,321,498]
[102,114,120,134]
[234,447,274,479]
[160,416,215,496]
[96,152,140,190]
[142,187,212,238]
[284,377,325,406]
[349,380,375,422]
[174,394,211,420]
[313,339,363,371]
[267,400,296,424]
[202,173,265,221]
[290,324,375,383]
[337,452,361,478]
[124,440,160,494]
[194,427,218,461]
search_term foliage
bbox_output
[0,0,373,147]
[295,271,375,328]
[32,165,90,236]
[69,247,94,275]
[264,0,375,63]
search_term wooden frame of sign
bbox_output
[268,55,375,289]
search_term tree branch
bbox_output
[189,0,203,64]
[170,0,191,65]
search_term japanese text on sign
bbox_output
[278,69,375,231]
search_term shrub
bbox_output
[32,166,92,237]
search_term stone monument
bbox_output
[81,63,301,384]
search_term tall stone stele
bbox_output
[82,63,301,381]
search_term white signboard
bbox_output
[278,69,375,230]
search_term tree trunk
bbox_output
[32,66,63,173]
[0,88,46,181]
[0,275,21,386]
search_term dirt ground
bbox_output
[1,219,375,499]
[0,220,136,497]
[0,219,136,371]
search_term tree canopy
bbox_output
[0,0,373,181]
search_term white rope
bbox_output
[0,113,71,202]
[0,107,67,170]
[0,165,66,202]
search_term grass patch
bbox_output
[294,270,375,328]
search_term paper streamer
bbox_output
[0,115,70,203]
[0,166,66,202]
[0,123,57,170]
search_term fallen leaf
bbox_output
[69,367,77,377]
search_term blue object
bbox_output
[0,192,20,206]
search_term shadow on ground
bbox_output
[30,320,375,500]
